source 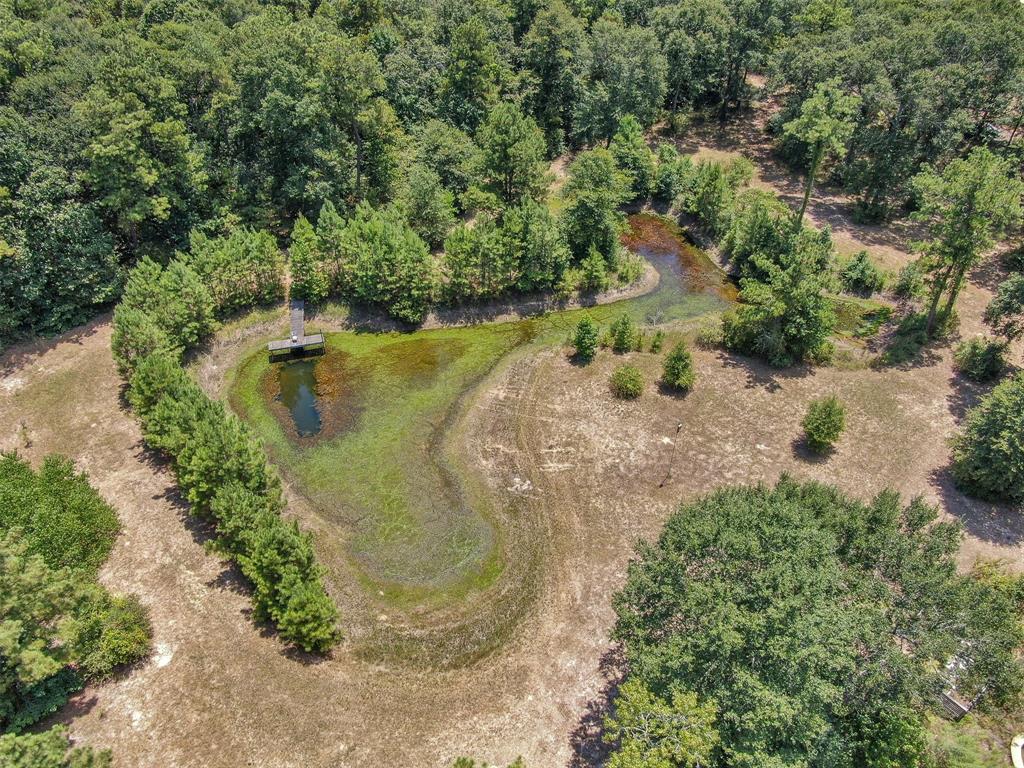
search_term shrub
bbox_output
[723,189,790,278]
[649,330,665,353]
[610,314,639,353]
[653,144,693,203]
[115,258,216,352]
[400,163,456,248]
[839,250,885,295]
[0,456,152,707]
[953,338,1007,382]
[73,594,152,680]
[580,246,611,292]
[723,232,836,367]
[0,454,119,575]
[573,316,599,362]
[342,203,436,323]
[951,373,1024,503]
[662,342,695,391]
[289,215,328,303]
[0,726,111,768]
[0,531,83,732]
[695,321,724,349]
[110,305,175,379]
[802,396,846,453]
[610,364,644,399]
[610,115,656,200]
[615,251,644,285]
[893,260,926,299]
[186,228,285,315]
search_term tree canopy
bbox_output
[1,0,1022,347]
[610,477,1024,768]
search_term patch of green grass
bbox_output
[231,326,525,608]
[831,294,892,340]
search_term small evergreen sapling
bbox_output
[610,314,639,353]
[610,364,644,399]
[953,338,1007,383]
[802,395,846,453]
[662,341,695,392]
[573,315,599,362]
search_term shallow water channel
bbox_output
[268,214,733,441]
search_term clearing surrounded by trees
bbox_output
[2,1,1024,767]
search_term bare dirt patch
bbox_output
[2,307,1019,768]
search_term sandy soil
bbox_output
[1,103,1021,767]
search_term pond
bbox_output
[229,213,736,633]
[275,359,322,437]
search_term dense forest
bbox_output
[2,0,1023,345]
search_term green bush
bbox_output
[572,315,599,362]
[0,458,152,723]
[722,232,836,367]
[653,144,694,202]
[610,314,639,353]
[209,484,338,654]
[73,594,152,680]
[695,321,724,349]
[610,364,644,399]
[615,251,644,285]
[288,215,329,303]
[0,726,111,768]
[649,330,665,353]
[951,373,1024,503]
[893,260,926,299]
[580,246,611,292]
[0,531,83,732]
[802,395,846,453]
[116,258,216,352]
[839,250,885,295]
[332,203,436,323]
[662,342,695,391]
[110,305,175,379]
[610,115,656,200]
[0,454,119,575]
[953,338,1007,382]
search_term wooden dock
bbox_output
[268,300,325,359]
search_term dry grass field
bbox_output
[1,104,1021,767]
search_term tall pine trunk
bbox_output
[795,143,823,231]
[925,263,954,336]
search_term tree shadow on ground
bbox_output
[715,350,814,393]
[569,646,626,768]
[133,441,328,659]
[656,381,691,399]
[49,692,100,729]
[869,310,951,371]
[0,314,108,377]
[790,435,831,464]
[929,466,1024,550]
[945,371,990,423]
[969,250,1014,293]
